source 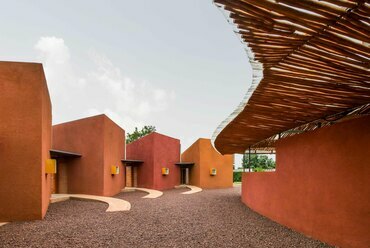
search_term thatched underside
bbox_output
[213,0,370,154]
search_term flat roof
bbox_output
[175,162,195,167]
[121,159,144,165]
[50,149,82,159]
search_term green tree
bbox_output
[126,125,156,144]
[242,154,276,172]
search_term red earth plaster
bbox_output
[126,132,180,190]
[242,116,370,248]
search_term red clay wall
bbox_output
[199,139,233,188]
[181,138,233,188]
[242,116,370,248]
[52,114,125,196]
[41,64,52,217]
[103,117,126,196]
[181,140,201,186]
[0,62,52,221]
[126,132,180,190]
[152,133,181,190]
[126,134,155,189]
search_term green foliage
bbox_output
[126,125,156,144]
[233,171,242,182]
[253,167,265,172]
[242,154,276,171]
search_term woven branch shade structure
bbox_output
[212,0,370,154]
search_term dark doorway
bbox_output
[180,167,189,185]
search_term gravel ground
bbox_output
[0,187,331,248]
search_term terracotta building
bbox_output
[125,132,180,190]
[181,138,233,188]
[52,114,125,196]
[0,62,52,221]
[241,116,370,248]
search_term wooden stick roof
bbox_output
[212,0,370,154]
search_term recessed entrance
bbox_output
[175,162,194,185]
[49,149,82,194]
[125,166,138,187]
[180,167,189,185]
[122,159,144,187]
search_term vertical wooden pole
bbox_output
[248,146,251,172]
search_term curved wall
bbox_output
[242,116,370,248]
[182,138,233,188]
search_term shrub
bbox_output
[233,171,242,182]
[242,154,276,170]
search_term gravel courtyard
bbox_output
[0,187,331,248]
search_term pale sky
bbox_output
[0,1,252,165]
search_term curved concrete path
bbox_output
[51,194,131,212]
[181,185,203,194]
[122,187,163,198]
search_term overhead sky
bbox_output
[0,1,252,164]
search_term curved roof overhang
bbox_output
[212,0,370,154]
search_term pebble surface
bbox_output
[0,187,331,248]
